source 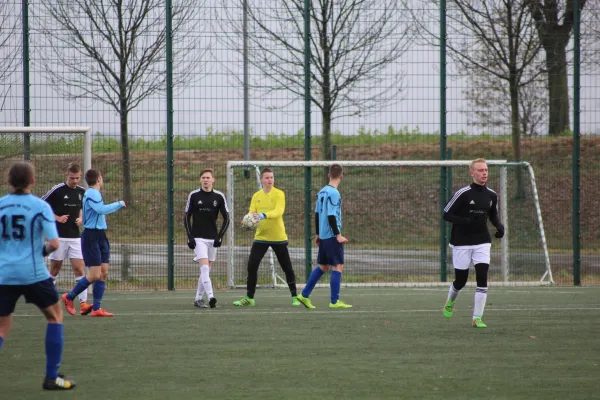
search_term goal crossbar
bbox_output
[226,160,553,287]
[0,126,92,176]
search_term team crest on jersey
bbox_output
[213,200,218,207]
[198,200,203,204]
[490,200,493,207]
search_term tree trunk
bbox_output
[544,43,570,136]
[509,75,524,198]
[120,102,132,204]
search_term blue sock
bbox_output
[68,276,91,301]
[45,323,63,379]
[302,267,325,298]
[0,336,4,350]
[330,270,342,304]
[93,280,106,311]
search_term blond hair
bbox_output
[470,158,487,170]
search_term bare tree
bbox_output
[0,2,20,114]
[464,72,547,137]
[219,0,412,161]
[526,0,587,136]
[37,0,205,202]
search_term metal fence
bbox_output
[1,0,598,289]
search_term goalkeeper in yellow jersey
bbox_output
[233,168,300,307]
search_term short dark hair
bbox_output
[329,164,343,179]
[8,162,35,193]
[66,162,82,174]
[261,167,274,177]
[85,169,101,186]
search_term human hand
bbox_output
[120,201,126,207]
[315,235,320,246]
[56,215,68,223]
[253,213,266,221]
[336,234,348,244]
[495,224,505,239]
[213,238,222,248]
[187,238,196,250]
[75,217,83,226]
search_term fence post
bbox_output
[121,244,130,281]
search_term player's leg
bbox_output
[271,243,298,304]
[0,285,21,350]
[321,238,350,308]
[24,279,75,390]
[69,239,91,313]
[299,241,330,307]
[205,242,218,308]
[48,260,63,284]
[63,231,97,315]
[472,244,491,328]
[444,247,471,319]
[193,239,209,308]
[47,239,68,284]
[233,242,269,306]
[90,231,113,317]
[206,260,217,309]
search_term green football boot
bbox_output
[443,300,455,319]
[296,294,316,309]
[232,296,255,307]
[291,296,301,307]
[329,300,352,309]
[472,317,487,328]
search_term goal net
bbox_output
[226,160,553,288]
[0,126,92,286]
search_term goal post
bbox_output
[0,126,92,177]
[226,160,553,288]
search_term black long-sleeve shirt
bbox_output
[184,189,230,241]
[42,183,85,238]
[443,183,503,246]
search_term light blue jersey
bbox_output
[82,188,123,230]
[315,185,342,240]
[0,193,58,285]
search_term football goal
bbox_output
[226,160,553,288]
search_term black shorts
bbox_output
[0,278,59,316]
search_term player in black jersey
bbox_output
[42,163,92,315]
[442,158,504,328]
[184,169,230,309]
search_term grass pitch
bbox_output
[1,287,599,400]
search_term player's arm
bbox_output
[42,186,67,222]
[183,192,196,249]
[264,190,285,219]
[86,191,124,215]
[216,200,230,241]
[248,192,258,214]
[443,192,472,225]
[488,194,505,238]
[41,203,60,255]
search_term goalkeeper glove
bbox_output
[254,213,267,221]
[213,238,222,248]
[187,238,196,250]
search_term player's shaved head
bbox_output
[8,162,35,193]
[329,164,343,179]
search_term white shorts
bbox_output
[48,238,83,261]
[450,243,491,270]
[193,238,217,262]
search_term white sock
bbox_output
[447,283,460,302]
[473,287,488,319]
[75,276,88,303]
[195,275,205,302]
[51,275,58,286]
[200,265,214,299]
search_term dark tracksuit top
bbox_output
[443,183,503,247]
[184,189,230,241]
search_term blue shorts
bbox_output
[81,229,110,267]
[317,237,344,266]
[0,278,59,316]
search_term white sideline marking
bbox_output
[13,306,600,317]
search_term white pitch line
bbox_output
[13,306,600,317]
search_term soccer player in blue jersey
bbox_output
[61,169,125,317]
[0,162,76,390]
[297,164,352,309]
